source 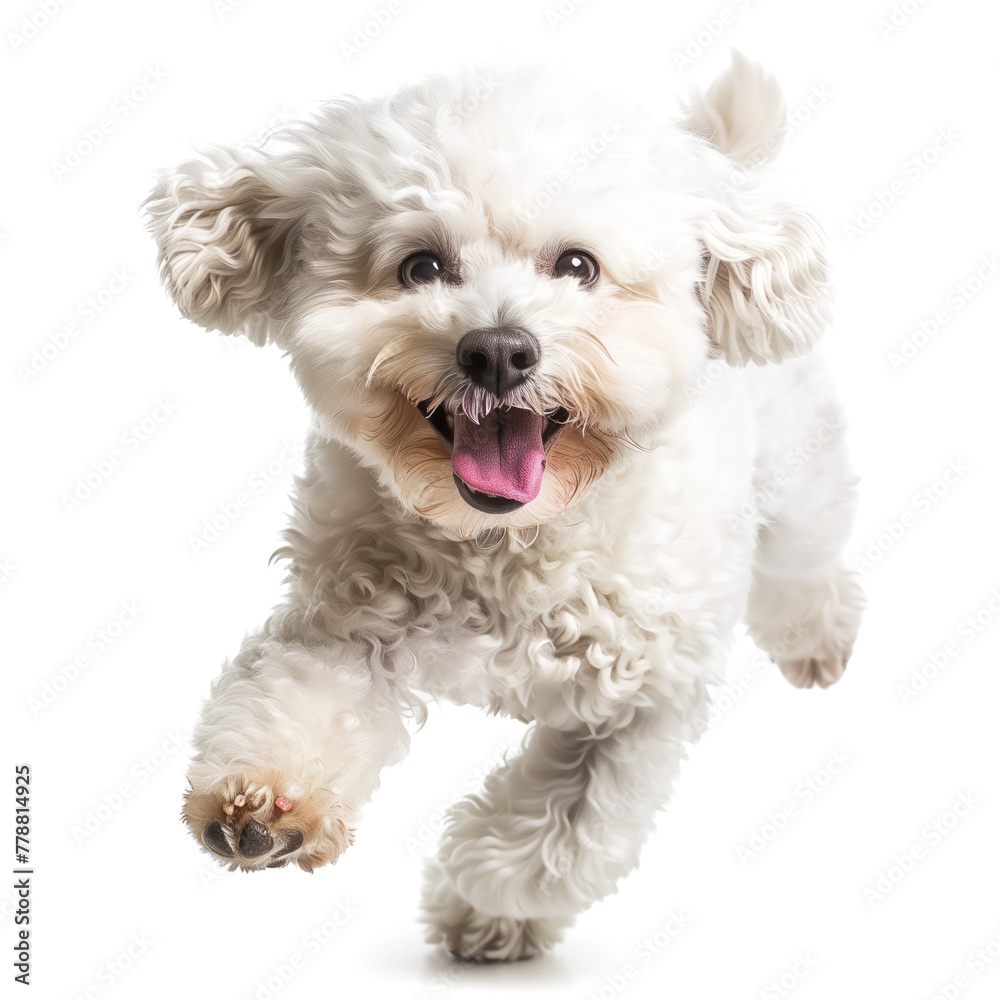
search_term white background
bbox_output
[4,0,1000,997]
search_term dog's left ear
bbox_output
[695,177,832,366]
[682,52,832,366]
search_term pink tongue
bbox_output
[452,407,548,503]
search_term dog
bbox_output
[145,53,863,961]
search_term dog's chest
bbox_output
[410,492,749,726]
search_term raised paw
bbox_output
[183,772,353,872]
[777,652,848,689]
[756,567,864,691]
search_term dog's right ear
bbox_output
[144,149,301,345]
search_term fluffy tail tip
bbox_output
[681,50,787,165]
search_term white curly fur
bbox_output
[145,54,863,959]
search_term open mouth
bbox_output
[417,399,569,514]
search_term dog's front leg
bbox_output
[422,707,693,961]
[182,630,409,871]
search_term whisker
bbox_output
[366,335,410,388]
[577,327,617,365]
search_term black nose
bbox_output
[456,327,541,397]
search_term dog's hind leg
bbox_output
[421,710,693,961]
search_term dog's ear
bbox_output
[144,149,301,345]
[696,177,832,366]
[682,52,831,366]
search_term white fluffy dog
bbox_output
[145,54,863,961]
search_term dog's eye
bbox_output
[399,252,446,287]
[552,250,599,287]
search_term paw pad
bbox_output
[184,773,352,872]
[188,782,309,870]
[238,820,272,857]
[203,820,235,857]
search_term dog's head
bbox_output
[146,56,830,538]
